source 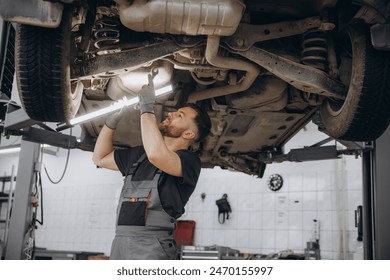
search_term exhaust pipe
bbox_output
[188,35,261,102]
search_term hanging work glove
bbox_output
[137,73,156,114]
[105,109,124,130]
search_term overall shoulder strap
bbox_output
[128,153,147,175]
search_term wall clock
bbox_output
[267,174,283,191]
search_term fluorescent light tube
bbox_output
[0,147,21,154]
[69,85,173,126]
[0,144,54,155]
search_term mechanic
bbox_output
[92,74,211,260]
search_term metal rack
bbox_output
[180,245,240,260]
[0,166,16,259]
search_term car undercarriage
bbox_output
[1,0,389,177]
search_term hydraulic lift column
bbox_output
[2,102,85,260]
[362,126,390,259]
[4,140,40,260]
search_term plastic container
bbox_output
[173,220,196,246]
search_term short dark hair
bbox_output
[184,103,211,142]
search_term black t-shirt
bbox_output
[114,146,201,218]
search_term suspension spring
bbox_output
[93,15,120,55]
[301,29,328,71]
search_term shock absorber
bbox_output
[301,29,328,71]
[93,14,121,55]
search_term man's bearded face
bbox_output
[158,117,185,138]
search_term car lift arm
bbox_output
[3,103,94,151]
[253,137,372,165]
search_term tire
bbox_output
[15,6,83,122]
[320,21,390,141]
[0,23,15,121]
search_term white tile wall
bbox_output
[0,125,363,259]
[183,155,363,259]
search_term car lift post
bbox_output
[4,140,40,259]
[2,103,86,259]
[362,126,390,259]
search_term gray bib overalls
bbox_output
[110,154,177,260]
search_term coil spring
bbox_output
[301,29,328,71]
[93,15,120,55]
